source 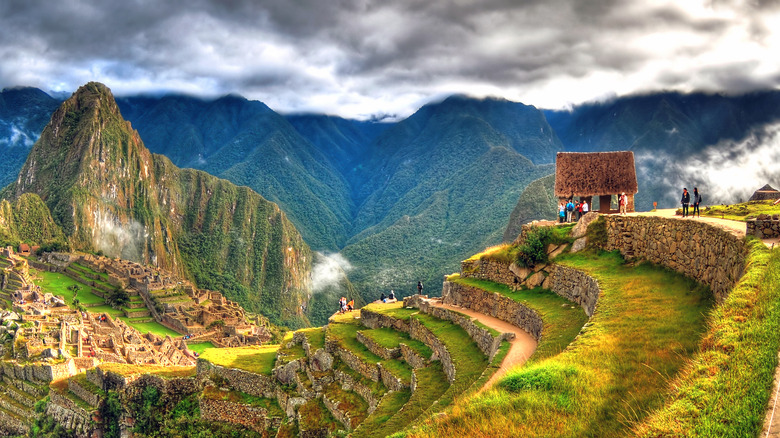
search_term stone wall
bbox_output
[747,215,780,239]
[333,368,382,414]
[461,258,523,290]
[441,281,544,341]
[359,309,411,333]
[356,331,401,360]
[47,390,94,438]
[603,215,747,302]
[548,265,601,317]
[408,318,456,384]
[326,339,380,383]
[196,359,276,398]
[403,295,513,361]
[399,344,428,369]
[199,397,282,434]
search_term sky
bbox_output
[2,0,780,120]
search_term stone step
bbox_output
[0,392,33,418]
[321,382,369,431]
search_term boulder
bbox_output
[525,272,546,289]
[549,244,567,259]
[571,212,600,238]
[310,348,334,373]
[508,263,531,280]
[571,237,587,253]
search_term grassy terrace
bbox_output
[408,249,714,438]
[357,363,449,438]
[701,199,780,221]
[448,275,588,362]
[31,268,181,337]
[324,381,370,428]
[328,312,413,385]
[199,345,279,376]
[187,341,216,354]
[637,241,780,437]
[97,363,196,378]
[298,398,341,435]
[202,385,284,416]
[359,327,433,359]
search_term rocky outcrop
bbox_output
[603,215,747,302]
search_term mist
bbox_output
[311,252,352,293]
[92,209,146,262]
[635,122,780,208]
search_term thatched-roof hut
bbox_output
[554,151,638,213]
[748,184,780,201]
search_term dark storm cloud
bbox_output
[1,0,779,118]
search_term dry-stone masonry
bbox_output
[747,214,780,239]
[403,295,514,361]
[548,265,600,317]
[603,215,747,302]
[441,281,544,341]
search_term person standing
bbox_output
[417,281,423,295]
[576,200,583,221]
[566,199,574,222]
[681,188,690,217]
[692,187,702,218]
[558,202,565,223]
[619,192,628,215]
[582,199,589,216]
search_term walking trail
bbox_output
[427,299,538,391]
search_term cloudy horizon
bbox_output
[2,0,780,120]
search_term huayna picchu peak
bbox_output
[1,82,312,327]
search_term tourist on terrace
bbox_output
[681,188,690,217]
[380,292,386,303]
[417,281,423,295]
[559,202,565,223]
[692,187,702,218]
[582,199,589,216]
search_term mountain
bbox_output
[337,96,558,296]
[0,193,68,251]
[116,95,364,251]
[0,87,62,188]
[1,83,311,327]
[545,91,780,208]
[502,173,556,242]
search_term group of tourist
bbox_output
[379,290,396,303]
[338,296,354,314]
[680,187,703,218]
[559,199,590,223]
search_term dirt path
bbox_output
[427,299,538,391]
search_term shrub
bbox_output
[516,227,553,267]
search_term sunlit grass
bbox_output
[636,240,779,437]
[187,342,216,354]
[199,345,280,376]
[407,249,713,437]
[701,199,780,221]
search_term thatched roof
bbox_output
[554,152,638,197]
[749,184,780,201]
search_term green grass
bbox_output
[202,385,284,416]
[701,199,780,221]
[328,316,414,385]
[360,327,433,359]
[409,249,714,438]
[187,342,216,354]
[33,269,105,305]
[358,363,449,438]
[301,327,326,351]
[354,389,412,437]
[199,345,280,376]
[297,398,342,434]
[448,275,588,362]
[636,240,779,437]
[323,382,370,429]
[97,363,196,378]
[126,321,181,338]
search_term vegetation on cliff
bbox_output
[0,193,68,251]
[1,82,311,327]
